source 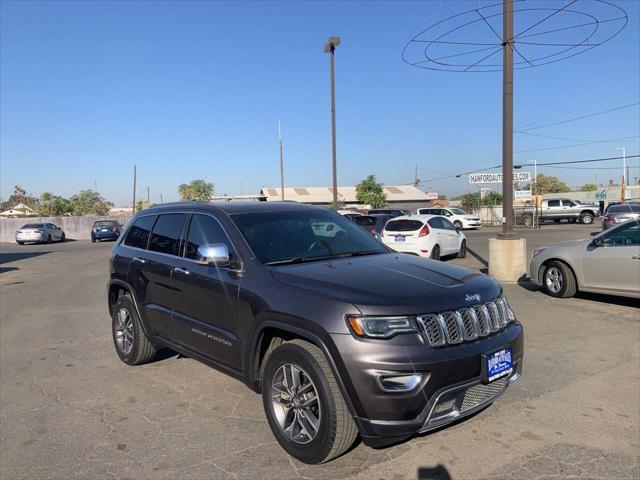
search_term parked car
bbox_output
[382,215,467,260]
[602,204,640,230]
[416,207,481,229]
[15,223,65,245]
[530,219,640,299]
[337,209,363,219]
[367,208,410,218]
[353,214,394,240]
[538,199,598,224]
[108,202,522,463]
[91,220,122,242]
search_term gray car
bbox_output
[15,223,66,245]
[602,203,640,230]
[530,219,640,299]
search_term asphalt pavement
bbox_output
[0,227,638,479]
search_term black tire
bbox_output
[457,240,467,258]
[46,234,52,244]
[261,339,357,464]
[91,238,96,243]
[17,241,24,245]
[580,213,594,225]
[60,233,65,242]
[453,220,463,229]
[543,261,577,298]
[112,294,156,365]
[431,245,441,260]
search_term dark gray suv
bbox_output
[108,202,524,463]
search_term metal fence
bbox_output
[468,206,539,228]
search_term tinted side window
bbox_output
[602,222,640,246]
[562,200,575,207]
[441,218,456,230]
[428,217,444,229]
[185,214,233,260]
[548,200,560,207]
[148,214,186,256]
[385,220,424,231]
[124,215,157,249]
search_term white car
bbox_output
[382,215,467,260]
[15,222,66,245]
[417,207,481,229]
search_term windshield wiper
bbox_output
[265,251,383,266]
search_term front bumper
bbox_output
[331,323,524,445]
[463,221,482,228]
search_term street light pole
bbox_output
[279,121,284,201]
[499,0,516,239]
[147,186,150,205]
[132,165,137,214]
[324,36,341,210]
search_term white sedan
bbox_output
[382,215,467,260]
[417,207,481,229]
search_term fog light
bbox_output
[377,374,422,392]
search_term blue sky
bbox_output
[1,0,639,206]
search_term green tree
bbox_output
[578,183,597,192]
[530,174,571,195]
[37,192,71,216]
[461,191,503,209]
[355,175,387,208]
[135,199,146,211]
[8,185,37,208]
[69,190,113,216]
[178,179,214,201]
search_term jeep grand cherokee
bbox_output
[107,202,523,464]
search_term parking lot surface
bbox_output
[1,226,638,480]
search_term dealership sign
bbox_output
[515,190,532,201]
[469,171,531,184]
[425,192,438,200]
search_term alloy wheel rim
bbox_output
[115,308,135,355]
[545,267,563,293]
[271,364,321,445]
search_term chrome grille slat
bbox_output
[418,297,511,346]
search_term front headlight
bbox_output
[532,247,545,258]
[346,315,417,339]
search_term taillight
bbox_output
[603,215,614,222]
[419,224,430,237]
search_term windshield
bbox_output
[22,224,43,229]
[449,208,468,215]
[608,204,640,213]
[94,221,117,227]
[231,210,387,265]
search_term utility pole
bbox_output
[498,0,516,239]
[147,186,150,205]
[159,193,163,204]
[132,165,137,214]
[279,121,284,201]
[414,164,419,186]
[324,36,341,210]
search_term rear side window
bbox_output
[124,215,156,249]
[548,200,560,207]
[148,214,186,256]
[185,214,233,260]
[354,216,376,227]
[428,217,445,229]
[385,219,423,232]
[608,204,640,213]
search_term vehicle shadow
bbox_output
[518,277,638,307]
[466,246,489,267]
[0,266,19,274]
[418,465,452,480]
[0,251,51,264]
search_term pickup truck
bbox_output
[539,198,599,224]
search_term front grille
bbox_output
[417,297,513,347]
[460,377,508,411]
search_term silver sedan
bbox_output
[15,223,66,245]
[602,203,640,230]
[530,219,640,299]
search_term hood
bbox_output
[271,253,501,315]
[539,238,591,250]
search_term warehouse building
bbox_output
[259,185,433,211]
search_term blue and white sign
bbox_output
[595,190,607,200]
[486,348,513,382]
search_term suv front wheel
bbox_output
[261,339,358,464]
[112,294,157,365]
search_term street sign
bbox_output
[425,192,438,200]
[480,188,492,199]
[515,190,532,201]
[468,171,531,184]
[595,190,607,200]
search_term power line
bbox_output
[516,102,640,132]
[515,135,639,153]
[517,130,638,143]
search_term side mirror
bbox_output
[590,237,603,248]
[195,243,230,266]
[455,226,461,233]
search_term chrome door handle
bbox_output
[173,267,190,275]
[133,257,146,264]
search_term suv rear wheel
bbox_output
[580,213,594,224]
[112,294,156,365]
[261,339,357,464]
